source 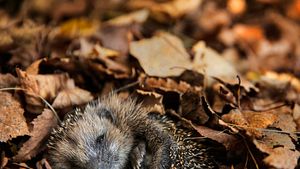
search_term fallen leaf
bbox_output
[9,20,43,44]
[136,89,164,114]
[52,0,87,20]
[14,109,58,161]
[128,0,202,20]
[52,79,93,109]
[180,91,209,124]
[106,9,149,26]
[99,25,132,55]
[25,58,46,75]
[36,158,52,169]
[130,32,192,77]
[194,125,239,150]
[261,146,299,169]
[197,1,231,32]
[0,92,29,142]
[74,39,120,59]
[222,109,278,138]
[293,104,300,130]
[0,31,13,49]
[50,18,99,39]
[192,41,238,85]
[0,152,8,169]
[262,71,300,93]
[227,0,246,15]
[0,73,19,88]
[138,74,196,93]
[17,69,69,112]
[233,24,264,44]
[286,0,300,20]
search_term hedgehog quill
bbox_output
[47,94,217,169]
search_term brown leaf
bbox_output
[136,89,164,114]
[194,126,239,150]
[128,0,202,21]
[0,73,19,88]
[192,41,238,85]
[52,79,93,109]
[222,109,277,138]
[130,32,192,77]
[105,9,149,26]
[0,92,29,142]
[286,0,300,20]
[227,0,246,15]
[233,24,264,44]
[198,2,231,32]
[25,58,46,75]
[262,71,300,93]
[1,152,9,168]
[139,74,196,93]
[16,69,69,112]
[87,60,132,79]
[51,0,87,20]
[49,18,99,40]
[14,109,58,161]
[36,158,52,169]
[293,104,300,130]
[263,147,299,169]
[100,25,132,55]
[73,39,131,78]
[74,39,120,59]
[180,91,209,124]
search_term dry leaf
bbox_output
[180,91,209,124]
[139,74,195,93]
[192,41,238,85]
[25,58,46,75]
[74,39,120,59]
[0,92,29,142]
[9,20,43,43]
[36,158,52,169]
[50,18,99,39]
[293,104,300,130]
[263,147,300,169]
[222,109,277,138]
[100,25,132,55]
[0,73,19,88]
[0,152,8,169]
[233,24,264,44]
[128,0,202,20]
[227,0,246,15]
[286,0,300,19]
[14,109,58,161]
[198,2,231,32]
[262,71,300,93]
[136,90,164,114]
[106,9,149,26]
[194,126,239,150]
[52,79,93,109]
[130,32,192,77]
[17,69,69,112]
[0,31,13,49]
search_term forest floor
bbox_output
[0,0,300,168]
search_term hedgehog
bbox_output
[47,94,217,169]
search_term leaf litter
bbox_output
[0,0,300,168]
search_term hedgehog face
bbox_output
[48,108,134,169]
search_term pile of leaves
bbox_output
[0,0,300,168]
